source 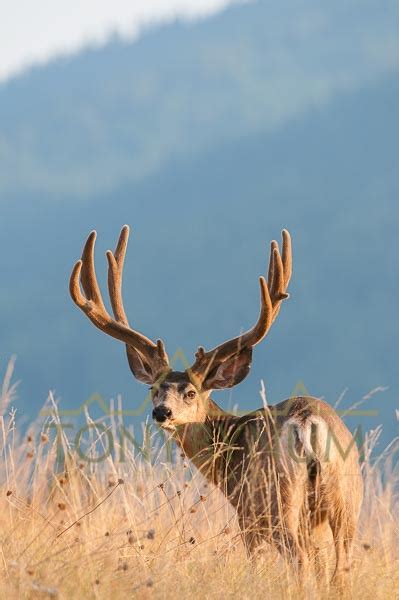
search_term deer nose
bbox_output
[152,406,172,423]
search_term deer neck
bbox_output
[172,397,233,486]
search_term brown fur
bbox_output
[172,395,363,585]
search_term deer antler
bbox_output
[70,226,170,381]
[190,229,292,380]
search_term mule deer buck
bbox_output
[70,226,363,585]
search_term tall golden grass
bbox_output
[0,360,398,599]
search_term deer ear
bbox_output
[125,347,155,384]
[202,347,253,390]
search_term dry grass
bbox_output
[0,362,398,599]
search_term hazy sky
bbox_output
[1,0,239,82]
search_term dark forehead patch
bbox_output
[163,371,191,384]
[158,382,185,394]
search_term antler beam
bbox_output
[190,229,292,378]
[70,226,169,377]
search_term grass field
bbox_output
[0,361,398,599]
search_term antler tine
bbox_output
[190,229,292,379]
[106,225,130,325]
[270,246,286,301]
[267,240,279,289]
[282,229,292,287]
[69,260,87,310]
[80,231,106,310]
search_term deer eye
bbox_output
[186,390,196,400]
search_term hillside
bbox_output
[1,0,398,198]
[0,0,398,444]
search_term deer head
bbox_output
[70,226,292,429]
